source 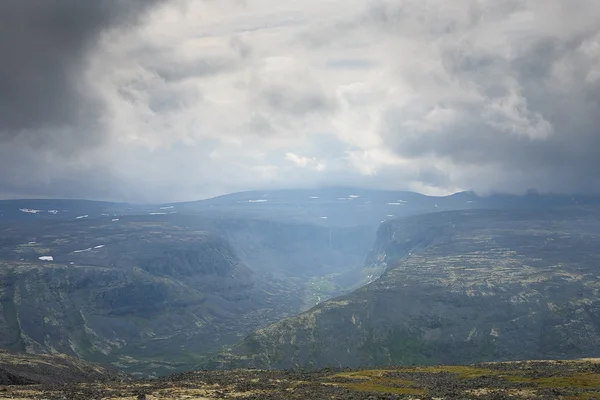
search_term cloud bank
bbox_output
[1,0,599,202]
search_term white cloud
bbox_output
[2,0,600,201]
[285,152,326,171]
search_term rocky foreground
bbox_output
[2,353,600,399]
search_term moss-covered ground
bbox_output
[3,358,600,399]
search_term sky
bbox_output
[1,0,600,202]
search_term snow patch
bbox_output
[112,218,119,221]
[20,208,42,214]
[150,212,167,215]
[73,248,92,253]
[248,199,268,203]
[348,195,361,198]
[75,215,88,219]
[160,206,174,210]
[386,215,394,217]
[39,256,54,261]
[319,216,328,219]
[48,210,59,214]
[309,196,319,199]
[387,202,404,206]
[94,245,105,249]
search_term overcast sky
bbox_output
[1,0,599,202]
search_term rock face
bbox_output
[216,208,600,369]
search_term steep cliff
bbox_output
[215,208,600,369]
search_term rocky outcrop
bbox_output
[215,208,600,369]
[5,359,600,399]
[0,350,124,385]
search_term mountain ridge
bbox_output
[3,190,600,377]
[213,207,600,369]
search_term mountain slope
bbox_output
[6,188,597,227]
[4,191,600,376]
[0,350,123,385]
[215,207,600,369]
[0,217,305,376]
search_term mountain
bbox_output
[165,188,600,228]
[3,189,600,376]
[214,206,600,369]
[0,211,380,375]
[3,356,600,399]
[0,199,140,222]
[5,188,596,226]
[0,216,308,376]
[0,350,124,385]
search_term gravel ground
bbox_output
[2,360,600,399]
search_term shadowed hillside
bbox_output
[215,207,600,369]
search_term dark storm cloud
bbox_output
[365,0,600,194]
[2,0,600,202]
[0,0,165,144]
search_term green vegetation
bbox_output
[0,279,25,353]
[386,330,435,365]
[535,373,600,389]
[4,352,600,399]
[323,364,600,397]
[406,365,499,378]
[340,381,426,395]
[329,369,424,395]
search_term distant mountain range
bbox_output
[1,188,600,375]
[3,188,598,226]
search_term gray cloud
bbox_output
[364,0,600,194]
[152,57,238,83]
[2,0,600,202]
[259,85,337,117]
[0,0,164,147]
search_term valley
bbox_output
[216,207,600,370]
[0,214,371,376]
[5,1,599,396]
[2,189,600,378]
